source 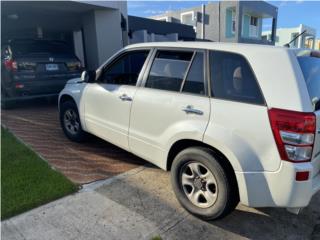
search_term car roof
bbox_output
[125,41,290,53]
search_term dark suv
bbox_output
[1,39,82,108]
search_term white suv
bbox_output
[59,42,320,220]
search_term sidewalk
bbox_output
[2,166,320,240]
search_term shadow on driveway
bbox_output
[96,167,320,240]
[1,99,146,184]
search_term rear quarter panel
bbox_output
[204,99,280,172]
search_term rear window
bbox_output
[298,56,320,101]
[11,41,73,56]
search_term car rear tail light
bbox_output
[15,83,24,89]
[268,108,316,162]
[4,59,17,71]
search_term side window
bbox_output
[100,50,149,86]
[210,51,264,105]
[182,52,205,95]
[146,50,193,92]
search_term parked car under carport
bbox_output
[1,39,82,108]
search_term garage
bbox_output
[1,1,128,69]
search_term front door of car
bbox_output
[129,49,211,168]
[83,49,150,151]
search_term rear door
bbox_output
[83,49,150,151]
[128,49,210,168]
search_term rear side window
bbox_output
[298,56,320,102]
[182,52,205,95]
[210,51,264,105]
[146,50,193,92]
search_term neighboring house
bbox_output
[1,1,128,70]
[315,39,320,50]
[263,24,317,49]
[128,15,196,44]
[150,1,278,45]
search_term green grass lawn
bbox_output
[1,127,77,220]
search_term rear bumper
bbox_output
[3,72,80,100]
[2,93,59,102]
[236,160,320,208]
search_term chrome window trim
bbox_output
[96,47,153,87]
[141,47,209,97]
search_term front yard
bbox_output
[1,127,77,220]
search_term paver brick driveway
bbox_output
[1,100,145,184]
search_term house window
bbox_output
[250,16,258,26]
[181,11,194,26]
[156,16,168,22]
[231,10,236,33]
[226,8,236,38]
[248,16,259,38]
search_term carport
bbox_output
[1,1,128,69]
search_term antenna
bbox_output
[284,30,307,48]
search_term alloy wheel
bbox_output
[63,109,80,135]
[180,162,218,208]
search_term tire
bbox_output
[1,88,15,109]
[171,147,239,220]
[1,100,15,110]
[59,100,87,142]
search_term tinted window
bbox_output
[210,51,264,105]
[182,52,205,95]
[298,56,320,101]
[146,50,193,92]
[11,40,72,56]
[100,50,149,86]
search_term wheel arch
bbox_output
[59,94,76,110]
[166,139,239,198]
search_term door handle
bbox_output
[182,105,203,115]
[119,94,132,101]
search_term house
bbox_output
[315,39,320,50]
[128,15,196,44]
[1,1,128,70]
[263,24,317,49]
[149,1,278,45]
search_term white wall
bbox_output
[129,30,178,44]
[82,8,124,70]
[95,9,123,66]
[73,30,85,66]
[266,24,317,48]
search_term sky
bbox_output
[128,1,320,38]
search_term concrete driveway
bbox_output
[2,165,320,240]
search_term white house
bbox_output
[262,24,317,49]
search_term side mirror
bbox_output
[81,70,96,83]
